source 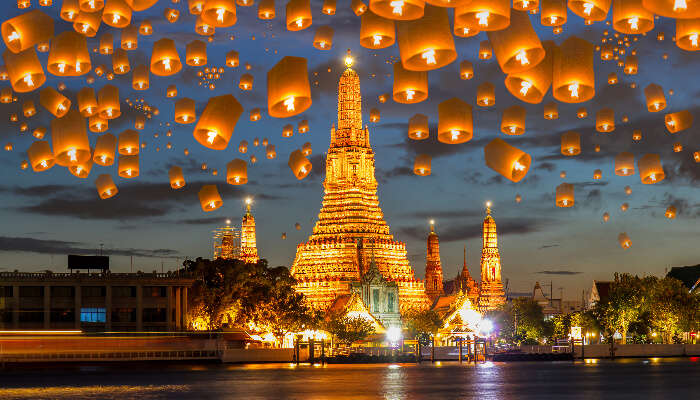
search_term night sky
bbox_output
[0,1,698,300]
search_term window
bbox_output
[433,278,438,292]
[80,307,106,323]
[51,308,75,322]
[112,286,136,298]
[82,286,106,298]
[112,308,136,323]
[143,286,167,298]
[19,308,43,322]
[143,308,167,323]
[51,286,74,298]
[372,289,380,313]
[19,286,43,297]
[0,286,13,297]
[387,292,395,313]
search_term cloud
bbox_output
[538,244,560,250]
[0,236,178,258]
[536,270,583,275]
[536,162,556,172]
[398,217,552,243]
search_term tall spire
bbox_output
[333,49,366,147]
[240,198,258,264]
[478,202,505,312]
[425,220,444,301]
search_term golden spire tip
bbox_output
[344,48,354,68]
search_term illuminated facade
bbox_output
[424,221,444,302]
[212,222,239,260]
[477,204,506,312]
[240,199,259,264]
[454,246,480,305]
[291,52,429,312]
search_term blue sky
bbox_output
[1,2,699,300]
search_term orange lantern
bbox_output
[27,140,55,171]
[593,169,602,179]
[608,72,618,84]
[202,0,237,27]
[186,40,207,66]
[112,48,130,74]
[139,20,153,35]
[150,38,182,76]
[615,151,635,176]
[544,102,559,119]
[258,0,275,19]
[665,205,677,219]
[89,115,108,132]
[299,119,309,133]
[501,105,526,135]
[103,0,132,28]
[370,108,381,122]
[644,83,666,112]
[553,36,595,103]
[95,174,118,199]
[641,0,700,19]
[93,133,116,166]
[478,40,493,59]
[195,15,215,36]
[312,25,334,50]
[360,10,395,49]
[623,54,638,74]
[51,109,90,166]
[124,0,158,11]
[484,138,531,182]
[193,94,243,150]
[396,5,456,71]
[267,56,311,118]
[665,110,693,133]
[504,40,555,104]
[239,73,253,90]
[226,158,248,184]
[22,100,36,117]
[39,87,71,117]
[33,126,46,139]
[61,0,81,22]
[99,33,113,54]
[79,0,104,11]
[618,232,631,249]
[352,0,368,15]
[455,0,510,32]
[47,31,91,77]
[282,125,293,137]
[118,129,139,155]
[676,18,700,51]
[413,154,432,176]
[167,85,178,98]
[323,0,336,14]
[409,113,429,140]
[596,108,615,132]
[132,64,149,90]
[392,61,428,104]
[369,0,424,21]
[190,0,205,14]
[165,8,180,22]
[288,149,312,179]
[487,10,545,74]
[694,151,700,163]
[476,82,495,106]
[460,60,474,80]
[120,25,138,50]
[69,156,93,179]
[3,48,45,92]
[0,87,12,103]
[239,140,248,153]
[250,108,261,121]
[266,144,277,159]
[569,0,611,21]
[175,98,196,124]
[302,141,312,156]
[226,50,239,67]
[118,154,139,178]
[632,129,642,141]
[74,11,102,37]
[169,166,185,189]
[556,183,574,207]
[286,0,312,31]
[98,84,120,119]
[198,185,223,212]
[515,194,522,203]
[638,153,664,183]
[600,43,614,60]
[134,115,145,130]
[577,107,588,118]
[2,10,54,54]
[561,131,581,156]
[613,0,653,34]
[437,97,472,144]
[541,0,567,26]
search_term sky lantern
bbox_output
[665,205,677,219]
[258,0,275,19]
[286,0,312,31]
[556,183,575,207]
[623,54,638,74]
[250,108,261,121]
[596,108,615,132]
[202,0,237,27]
[226,158,248,184]
[313,26,334,50]
[302,141,312,156]
[360,10,395,49]
[2,10,54,54]
[190,0,205,14]
[323,0,336,14]
[644,83,666,112]
[165,8,180,22]
[3,48,45,92]
[603,212,610,222]
[476,82,495,106]
[132,64,149,90]
[186,40,208,66]
[569,0,611,21]
[561,131,581,155]
[89,115,108,132]
[665,110,693,133]
[298,119,309,133]
[392,61,428,104]
[93,133,116,166]
[460,60,473,79]
[408,113,429,140]
[514,0,540,10]
[600,43,614,60]
[515,194,522,203]
[61,0,80,22]
[638,153,664,183]
[120,25,138,50]
[478,40,493,59]
[79,0,104,11]
[102,0,132,28]
[69,156,93,179]
[675,18,700,51]
[199,185,223,212]
[352,0,368,15]
[413,154,432,176]
[118,129,140,155]
[607,72,618,84]
[487,10,545,74]
[139,19,153,35]
[118,154,139,178]
[505,40,555,104]
[194,94,243,150]
[544,102,559,119]
[615,151,635,176]
[631,129,642,141]
[98,84,120,119]
[262,138,269,146]
[239,73,253,90]
[484,138,531,182]
[288,149,312,179]
[501,105,526,135]
[226,50,239,67]
[95,174,118,199]
[151,38,182,76]
[239,140,248,153]
[266,144,277,159]
[99,33,113,54]
[369,0,425,21]
[0,87,12,103]
[577,107,588,118]
[593,169,602,179]
[541,0,567,27]
[33,126,46,139]
[51,109,90,166]
[124,0,159,11]
[641,0,700,19]
[397,5,456,71]
[553,36,595,103]
[169,166,185,189]
[74,11,101,37]
[694,151,700,162]
[27,140,55,172]
[175,98,196,124]
[453,13,481,38]
[167,85,178,98]
[455,0,511,32]
[267,56,311,118]
[39,87,71,117]
[134,115,145,130]
[112,48,130,74]
[612,0,653,34]
[195,15,215,36]
[23,100,36,117]
[47,31,91,77]
[618,232,631,249]
[437,97,472,144]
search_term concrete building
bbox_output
[0,271,194,332]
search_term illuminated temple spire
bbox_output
[240,198,259,264]
[477,201,506,312]
[291,51,429,312]
[425,220,444,301]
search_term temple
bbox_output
[424,220,444,302]
[477,203,506,312]
[212,220,239,260]
[453,246,480,305]
[240,198,259,264]
[291,51,429,313]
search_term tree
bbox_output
[647,277,700,343]
[404,309,442,346]
[485,299,548,344]
[593,273,648,344]
[323,313,376,346]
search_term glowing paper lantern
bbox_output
[286,0,312,31]
[369,108,381,122]
[169,166,185,189]
[202,0,238,27]
[515,194,522,203]
[93,133,116,166]
[577,107,588,118]
[623,55,638,74]
[134,115,145,130]
[198,185,223,212]
[69,156,93,178]
[288,149,312,179]
[118,154,139,178]
[665,110,693,133]
[569,0,611,21]
[694,151,700,163]
[51,109,90,166]
[22,100,36,117]
[112,48,130,74]
[313,26,334,50]
[460,60,473,80]
[39,87,71,117]
[556,183,574,207]
[476,82,495,106]
[614,151,635,176]
[618,232,631,249]
[27,140,54,171]
[544,102,559,119]
[195,15,215,36]
[553,36,595,103]
[484,138,531,182]
[139,20,153,35]
[593,169,602,179]
[561,131,581,156]
[396,5,457,71]
[641,0,700,19]
[33,126,46,139]
[2,10,54,54]
[124,0,159,11]
[596,108,615,132]
[239,73,253,90]
[541,0,567,26]
[600,43,614,60]
[360,10,395,49]
[478,40,493,59]
[504,40,555,104]
[632,129,642,141]
[185,40,207,67]
[151,38,182,76]
[487,10,545,74]
[0,88,12,103]
[501,105,526,135]
[120,25,138,50]
[644,83,666,112]
[47,31,91,77]
[455,0,511,32]
[392,61,427,104]
[369,0,425,21]
[299,119,309,133]
[267,56,311,118]
[190,0,206,14]
[74,10,102,37]
[95,174,117,199]
[226,158,247,184]
[266,144,276,159]
[61,0,81,22]
[89,115,108,133]
[437,97,472,144]
[118,129,139,155]
[175,98,196,124]
[250,108,261,121]
[638,153,664,183]
[132,64,149,90]
[258,0,275,19]
[3,48,45,92]
[408,113,429,140]
[165,8,180,22]
[413,154,432,176]
[613,0,653,34]
[239,140,248,153]
[603,212,610,222]
[80,0,104,11]
[103,0,132,28]
[167,85,178,98]
[98,84,120,119]
[676,18,700,51]
[193,94,243,150]
[352,0,368,15]
[302,142,312,155]
[665,205,677,219]
[77,87,97,118]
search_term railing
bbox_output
[0,271,194,281]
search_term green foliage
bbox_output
[593,273,648,344]
[486,298,549,344]
[647,276,700,343]
[404,309,442,346]
[323,313,376,346]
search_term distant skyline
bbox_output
[1,3,699,300]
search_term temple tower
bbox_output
[212,220,239,260]
[477,202,506,312]
[240,198,259,264]
[291,51,428,312]
[424,220,444,301]
[455,245,479,305]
